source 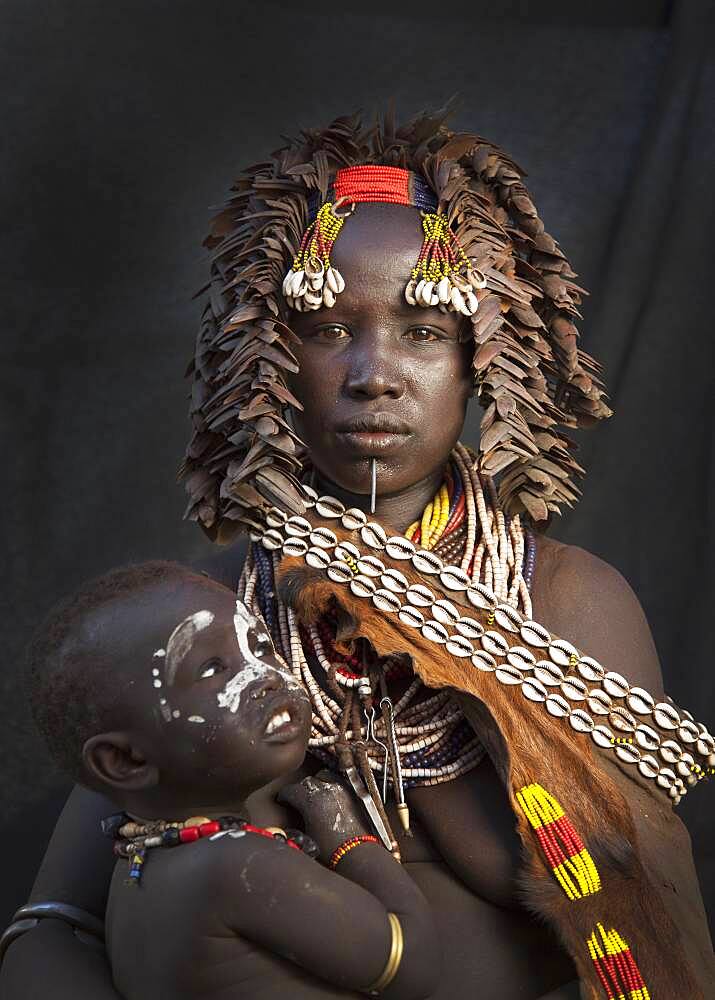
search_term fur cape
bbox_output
[278,523,715,1000]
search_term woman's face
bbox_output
[288,203,473,504]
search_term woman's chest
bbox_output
[250,757,524,908]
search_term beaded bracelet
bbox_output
[328,835,380,870]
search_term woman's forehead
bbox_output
[330,203,424,270]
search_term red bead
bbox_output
[199,822,221,837]
[179,827,200,843]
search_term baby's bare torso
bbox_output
[106,762,575,1000]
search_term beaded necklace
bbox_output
[238,444,536,848]
[102,812,317,884]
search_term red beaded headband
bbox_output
[333,165,438,210]
[282,164,486,315]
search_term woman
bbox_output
[2,109,713,999]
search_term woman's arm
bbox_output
[0,785,122,999]
[1,919,119,999]
[219,832,439,1000]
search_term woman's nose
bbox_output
[344,338,405,400]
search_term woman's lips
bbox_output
[335,430,410,454]
[333,414,412,455]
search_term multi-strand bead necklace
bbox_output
[238,444,536,847]
[246,452,715,826]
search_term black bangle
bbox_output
[0,901,105,966]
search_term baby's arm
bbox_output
[216,817,438,998]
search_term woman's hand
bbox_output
[278,770,371,860]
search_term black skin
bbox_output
[1,203,667,1000]
[79,579,313,819]
[82,575,440,1000]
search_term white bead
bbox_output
[577,656,605,682]
[455,617,484,640]
[398,606,424,628]
[305,546,330,569]
[341,508,367,531]
[372,589,401,614]
[439,566,471,591]
[626,686,655,716]
[569,709,594,733]
[654,702,680,730]
[412,549,443,575]
[548,639,578,667]
[481,631,509,657]
[545,694,570,718]
[446,636,474,658]
[603,672,630,699]
[316,496,345,518]
[522,677,548,702]
[467,583,497,610]
[309,527,337,549]
[385,536,416,560]
[534,661,564,686]
[282,537,309,558]
[261,529,284,551]
[496,664,524,686]
[472,651,496,672]
[405,584,435,607]
[360,522,387,549]
[520,620,551,647]
[422,620,449,644]
[494,604,523,633]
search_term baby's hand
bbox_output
[279,771,371,860]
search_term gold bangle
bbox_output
[365,912,404,994]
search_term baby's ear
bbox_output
[82,733,159,793]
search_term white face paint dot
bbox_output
[151,667,160,677]
[188,715,205,724]
[153,648,166,658]
[172,709,181,719]
[159,698,167,706]
[153,679,162,689]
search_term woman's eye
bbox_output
[198,658,227,680]
[405,327,441,343]
[314,325,350,342]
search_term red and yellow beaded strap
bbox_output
[282,164,486,316]
[587,924,651,1000]
[517,787,652,997]
[516,783,601,900]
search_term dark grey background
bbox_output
[2,0,713,929]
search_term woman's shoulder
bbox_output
[533,534,664,698]
[192,537,249,591]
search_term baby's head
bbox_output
[28,561,310,817]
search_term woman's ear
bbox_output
[82,732,159,793]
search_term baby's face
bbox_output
[108,578,311,801]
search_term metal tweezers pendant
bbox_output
[344,765,393,851]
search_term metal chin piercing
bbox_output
[370,458,377,515]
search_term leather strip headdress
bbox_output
[180,108,612,543]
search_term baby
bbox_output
[27,560,438,1000]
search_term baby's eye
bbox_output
[198,658,228,680]
[251,632,274,658]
